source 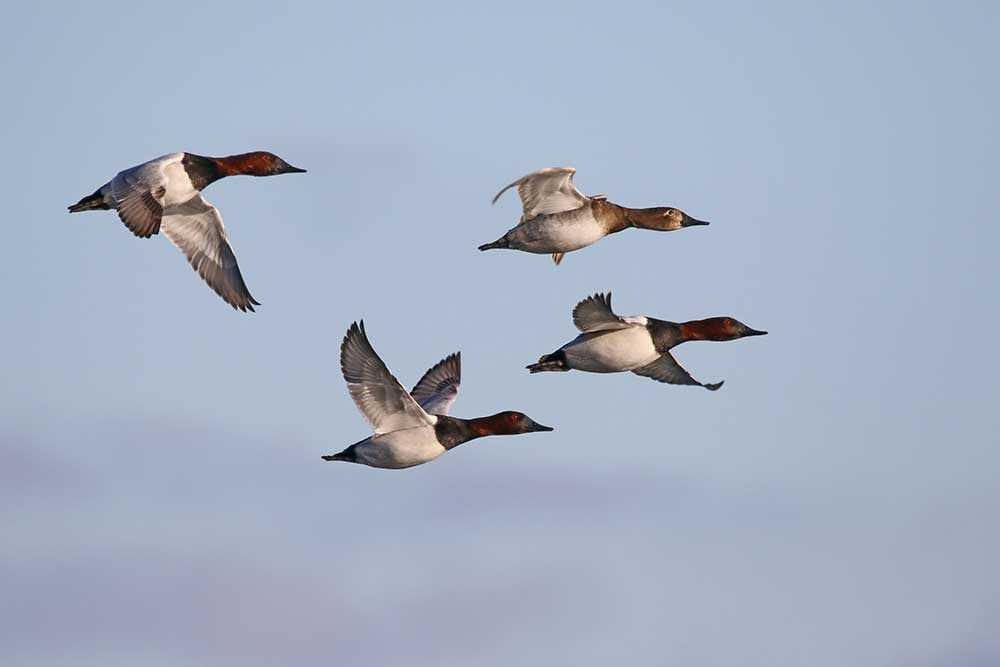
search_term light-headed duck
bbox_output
[323,321,553,469]
[68,151,306,312]
[479,167,708,265]
[527,292,767,390]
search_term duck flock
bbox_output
[69,152,767,469]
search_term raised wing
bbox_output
[340,321,436,435]
[111,168,165,238]
[572,292,631,333]
[631,353,724,391]
[410,352,461,415]
[160,194,260,312]
[492,167,589,221]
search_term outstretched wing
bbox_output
[160,194,259,312]
[631,353,724,391]
[340,321,436,435]
[572,292,631,333]
[410,352,461,415]
[492,167,590,221]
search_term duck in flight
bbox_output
[323,321,553,469]
[68,151,306,312]
[480,167,709,265]
[527,293,767,390]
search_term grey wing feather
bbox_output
[572,292,630,332]
[340,321,435,435]
[159,194,259,312]
[410,352,461,415]
[631,353,724,391]
[111,171,164,238]
[492,167,590,221]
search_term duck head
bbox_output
[471,411,554,436]
[680,317,768,342]
[627,206,710,231]
[216,151,307,177]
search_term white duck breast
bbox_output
[351,428,447,469]
[560,326,659,373]
[507,205,607,254]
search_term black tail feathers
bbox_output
[321,444,358,463]
[478,237,509,251]
[68,189,109,213]
[526,351,569,373]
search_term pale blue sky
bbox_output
[2,2,999,666]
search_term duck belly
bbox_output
[355,427,446,469]
[561,328,659,373]
[508,208,607,254]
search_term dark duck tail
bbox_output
[526,351,569,373]
[477,236,510,251]
[68,189,109,213]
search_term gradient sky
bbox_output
[3,2,998,666]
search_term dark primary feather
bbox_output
[631,353,723,391]
[115,186,164,238]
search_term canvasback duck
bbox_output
[527,292,767,390]
[322,321,553,469]
[68,151,306,312]
[479,167,709,265]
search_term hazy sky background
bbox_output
[2,2,998,665]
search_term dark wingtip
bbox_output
[705,380,725,391]
[321,455,335,461]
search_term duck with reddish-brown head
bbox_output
[527,293,766,390]
[68,150,306,312]
[479,166,709,266]
[323,321,553,469]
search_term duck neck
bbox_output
[181,153,227,191]
[646,318,684,351]
[593,199,632,235]
[433,415,486,451]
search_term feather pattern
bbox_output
[340,321,436,435]
[410,352,461,415]
[160,194,258,312]
[631,353,724,390]
[492,166,590,221]
[112,177,164,238]
[572,292,631,333]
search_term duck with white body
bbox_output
[323,321,553,469]
[528,293,767,390]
